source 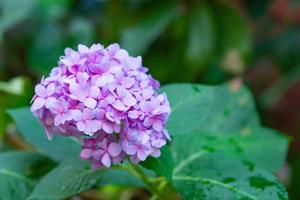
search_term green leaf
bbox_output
[29,159,143,200]
[216,3,252,60]
[0,170,34,200]
[141,145,174,181]
[0,0,35,39]
[121,3,178,55]
[172,150,288,200]
[8,108,81,163]
[162,83,259,136]
[0,151,54,200]
[232,127,289,172]
[185,4,216,69]
[0,151,56,178]
[172,127,288,173]
[28,159,101,200]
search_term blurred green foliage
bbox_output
[0,0,300,199]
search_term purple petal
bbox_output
[143,117,153,128]
[96,73,114,87]
[153,120,163,132]
[151,149,161,157]
[122,93,137,107]
[31,97,45,112]
[130,155,140,163]
[35,84,47,97]
[46,83,56,96]
[84,98,97,109]
[137,149,147,161]
[112,100,127,111]
[78,44,90,53]
[80,148,93,159]
[89,86,100,98]
[121,77,135,88]
[77,121,85,132]
[103,122,114,134]
[71,109,82,121]
[85,120,100,133]
[128,110,139,119]
[108,143,122,157]
[82,108,95,120]
[125,145,137,155]
[92,149,105,160]
[101,153,111,167]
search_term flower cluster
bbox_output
[31,43,171,169]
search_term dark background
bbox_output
[0,0,299,199]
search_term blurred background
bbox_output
[0,0,299,199]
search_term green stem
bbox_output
[126,163,175,200]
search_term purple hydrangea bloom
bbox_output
[31,43,171,169]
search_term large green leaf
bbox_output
[121,3,178,55]
[28,159,143,200]
[141,145,174,181]
[0,151,56,178]
[0,170,34,200]
[172,150,288,199]
[162,83,259,136]
[172,127,288,173]
[185,4,216,69]
[0,151,54,200]
[8,108,81,163]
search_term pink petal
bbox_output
[142,89,154,100]
[107,43,120,55]
[123,93,137,107]
[45,127,54,140]
[96,73,114,87]
[46,83,56,96]
[71,110,82,121]
[121,77,135,88]
[35,84,47,97]
[60,58,73,67]
[92,149,105,160]
[153,120,163,132]
[31,97,45,112]
[108,143,122,157]
[45,97,58,110]
[101,153,111,168]
[125,145,137,155]
[78,44,90,53]
[84,98,97,109]
[130,155,140,163]
[54,115,63,126]
[116,86,127,98]
[112,100,127,111]
[77,72,89,83]
[143,117,153,128]
[80,148,93,159]
[128,110,139,119]
[137,149,147,161]
[82,108,95,120]
[151,149,161,158]
[85,120,99,133]
[103,122,114,134]
[77,121,85,132]
[89,86,100,98]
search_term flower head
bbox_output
[31,43,171,169]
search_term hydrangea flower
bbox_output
[31,43,171,169]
